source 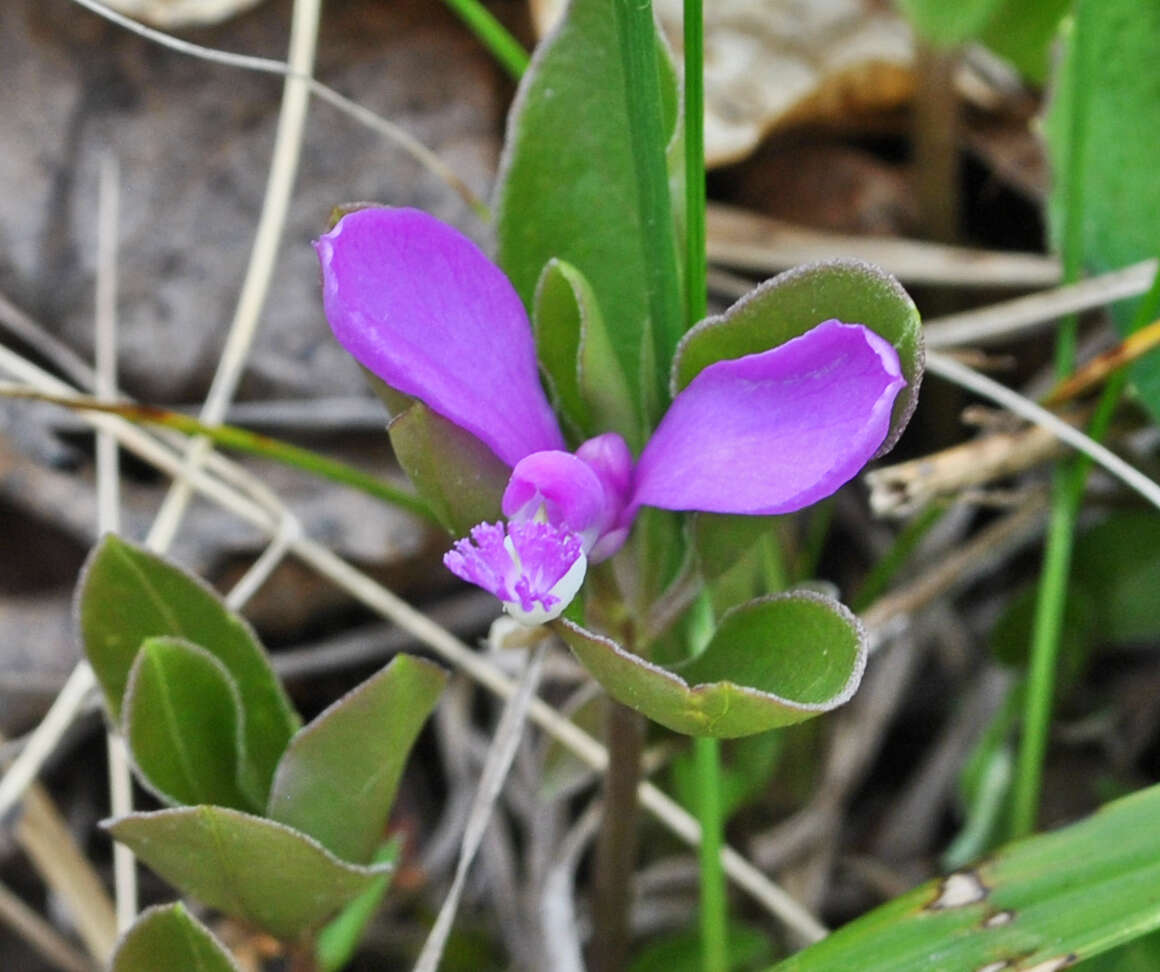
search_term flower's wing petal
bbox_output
[316,207,564,467]
[633,321,905,515]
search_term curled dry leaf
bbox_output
[530,0,916,166]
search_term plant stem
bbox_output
[591,700,645,972]
[683,8,728,965]
[1,387,437,523]
[440,0,530,81]
[1011,0,1095,837]
[684,0,707,329]
[694,735,728,972]
[613,0,684,407]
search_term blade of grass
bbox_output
[440,0,529,80]
[0,388,435,523]
[1012,0,1106,838]
[683,4,727,968]
[614,0,684,405]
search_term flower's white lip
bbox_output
[504,551,587,627]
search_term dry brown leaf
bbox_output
[531,0,917,167]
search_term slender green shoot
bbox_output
[613,0,685,405]
[682,4,726,966]
[694,735,728,972]
[3,387,437,524]
[852,504,944,613]
[440,0,530,81]
[684,0,707,329]
[1011,0,1094,838]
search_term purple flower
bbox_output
[317,208,906,624]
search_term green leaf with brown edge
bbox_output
[772,782,1160,972]
[105,806,393,942]
[494,0,680,420]
[266,655,446,865]
[533,258,643,451]
[556,592,866,737]
[123,637,255,812]
[673,260,923,458]
[112,902,240,972]
[77,535,299,807]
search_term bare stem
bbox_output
[591,700,645,972]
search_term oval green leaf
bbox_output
[123,637,255,812]
[533,259,643,450]
[673,260,923,457]
[267,654,446,865]
[495,0,679,418]
[77,535,299,806]
[105,806,393,942]
[557,592,867,737]
[775,782,1160,971]
[112,902,240,972]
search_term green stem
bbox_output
[686,589,728,971]
[683,10,726,966]
[694,735,728,972]
[613,0,684,407]
[7,389,437,523]
[1010,0,1094,838]
[591,700,645,972]
[684,0,707,328]
[440,0,530,81]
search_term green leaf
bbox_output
[388,400,509,535]
[1072,513,1160,645]
[773,783,1160,972]
[533,259,643,450]
[106,806,393,941]
[267,655,446,865]
[673,260,923,457]
[979,0,1071,84]
[630,920,775,972]
[671,731,784,822]
[557,592,866,737]
[895,0,1005,46]
[495,0,679,419]
[316,838,401,972]
[77,535,299,806]
[112,902,240,972]
[123,637,254,811]
[1044,0,1160,421]
[1079,928,1160,971]
[693,513,787,617]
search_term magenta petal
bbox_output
[632,321,905,515]
[316,208,564,466]
[443,520,586,625]
[503,451,606,536]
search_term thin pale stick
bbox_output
[67,0,483,213]
[925,259,1158,348]
[0,344,827,940]
[17,786,117,962]
[0,880,95,972]
[0,665,96,824]
[927,351,1160,510]
[94,155,137,932]
[148,0,321,553]
[414,639,548,972]
[224,515,301,611]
